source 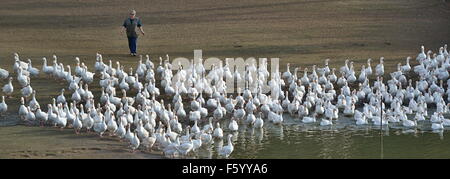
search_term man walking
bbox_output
[121,10,145,56]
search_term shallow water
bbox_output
[208,113,450,159]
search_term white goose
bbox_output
[21,83,33,99]
[302,114,316,123]
[35,105,48,126]
[28,90,39,111]
[320,117,333,126]
[0,96,7,117]
[229,118,239,132]
[27,59,40,77]
[213,122,224,139]
[42,57,54,76]
[130,133,140,151]
[18,97,28,120]
[0,68,9,79]
[2,77,14,97]
[57,89,66,104]
[375,57,384,76]
[219,134,234,158]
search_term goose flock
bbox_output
[0,44,449,158]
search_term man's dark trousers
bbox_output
[128,36,137,54]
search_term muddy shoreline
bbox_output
[0,125,162,159]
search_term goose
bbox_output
[346,64,357,83]
[358,65,367,82]
[213,101,224,120]
[72,113,83,134]
[199,106,208,119]
[133,74,144,91]
[55,109,67,129]
[42,57,54,76]
[47,104,58,126]
[431,122,444,130]
[191,120,201,134]
[81,65,95,84]
[28,90,39,111]
[0,96,7,117]
[375,57,384,76]
[314,100,325,115]
[246,112,256,125]
[200,128,213,144]
[272,111,283,125]
[343,100,355,116]
[83,84,94,101]
[281,91,290,111]
[320,117,333,126]
[444,44,448,57]
[119,77,130,91]
[202,117,214,133]
[189,110,201,122]
[18,97,28,120]
[135,120,149,140]
[441,116,450,127]
[116,118,127,139]
[13,54,28,72]
[355,113,368,125]
[340,59,350,75]
[301,68,310,85]
[124,125,135,143]
[71,87,82,104]
[142,133,157,151]
[416,45,426,61]
[318,59,331,75]
[229,118,239,131]
[254,113,264,128]
[2,77,13,96]
[178,138,193,157]
[372,114,389,126]
[35,105,48,126]
[233,103,246,120]
[21,83,33,99]
[74,57,83,76]
[26,59,40,77]
[219,134,234,158]
[401,57,411,73]
[25,106,36,122]
[94,53,106,72]
[213,122,224,139]
[163,136,180,158]
[414,111,425,121]
[302,114,316,123]
[82,109,94,132]
[192,136,203,152]
[336,73,347,87]
[0,68,9,79]
[365,59,373,76]
[57,89,66,104]
[327,68,337,83]
[107,115,118,135]
[402,117,417,128]
[17,68,30,87]
[130,133,140,152]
